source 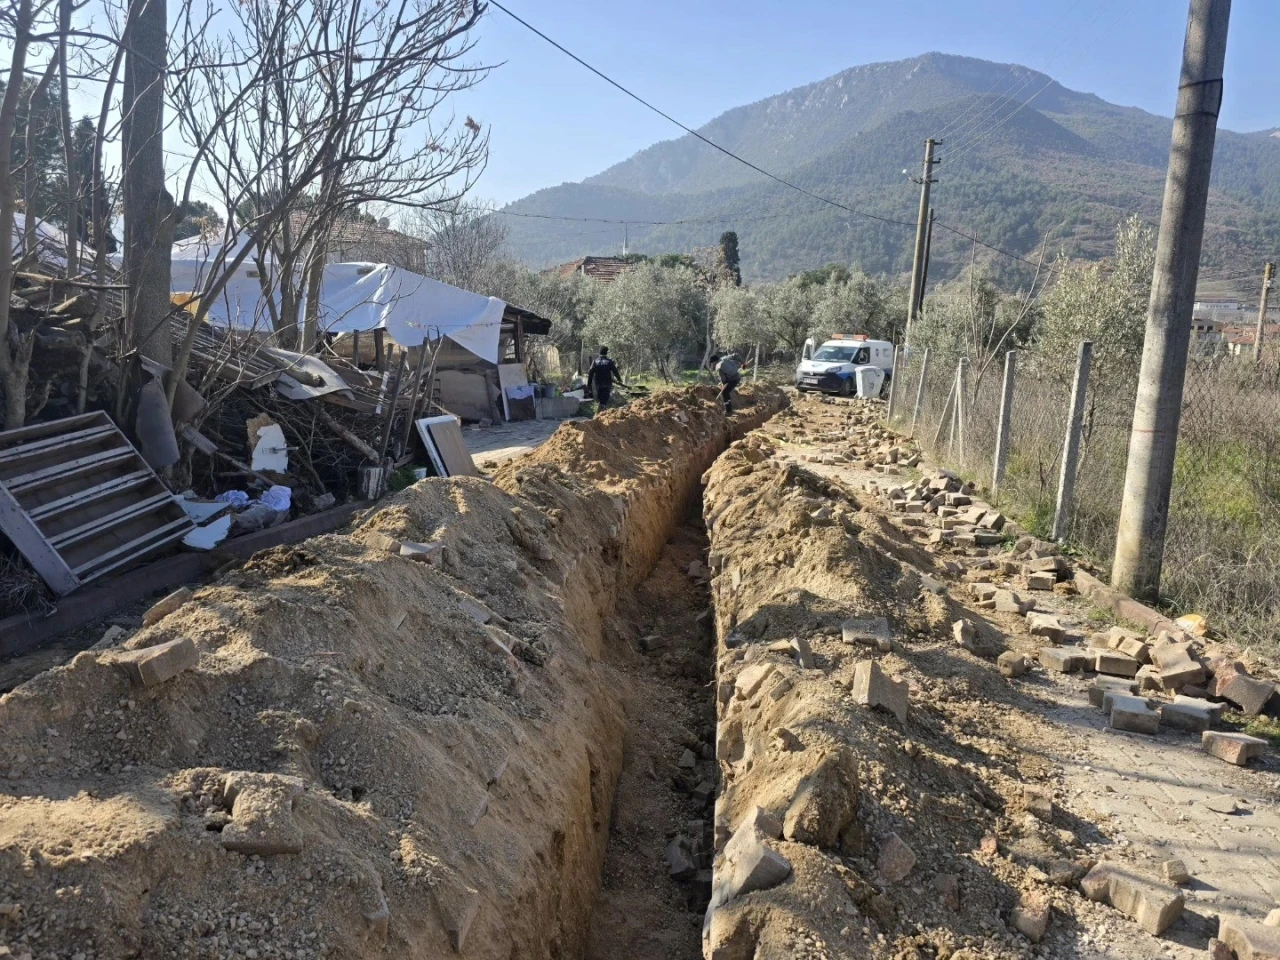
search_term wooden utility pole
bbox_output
[1112,0,1231,601]
[1254,261,1275,364]
[121,0,176,369]
[904,139,939,348]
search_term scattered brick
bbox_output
[1080,862,1184,935]
[1202,731,1267,766]
[1222,674,1277,717]
[970,583,998,602]
[112,637,199,688]
[1026,571,1056,591]
[1219,917,1280,960]
[1110,694,1160,735]
[735,663,777,700]
[1096,651,1141,678]
[994,590,1029,614]
[1118,637,1151,663]
[998,651,1029,678]
[1159,700,1213,733]
[842,616,892,652]
[1027,612,1064,642]
[1041,647,1091,673]
[714,825,792,905]
[1023,786,1053,821]
[952,619,976,651]
[1011,893,1050,942]
[1088,677,1139,706]
[851,661,908,724]
[1160,859,1191,885]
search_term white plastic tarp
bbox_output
[169,250,506,364]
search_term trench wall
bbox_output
[0,385,783,960]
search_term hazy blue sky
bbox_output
[452,0,1280,207]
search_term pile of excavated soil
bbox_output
[0,386,783,960]
[700,401,1108,960]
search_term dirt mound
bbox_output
[701,411,1090,960]
[0,386,784,960]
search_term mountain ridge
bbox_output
[498,53,1280,284]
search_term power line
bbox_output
[494,209,792,227]
[931,220,1043,267]
[489,1,915,231]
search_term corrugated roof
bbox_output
[548,256,632,283]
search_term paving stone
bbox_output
[1175,694,1225,722]
[1041,647,1091,674]
[977,511,1006,531]
[1212,660,1248,697]
[1110,694,1160,735]
[142,586,194,627]
[789,636,815,670]
[1223,674,1277,717]
[842,616,892,652]
[934,873,960,910]
[714,826,792,905]
[1160,700,1213,733]
[1202,730,1267,766]
[1136,664,1163,692]
[1160,859,1192,884]
[1118,637,1152,663]
[1011,893,1050,942]
[400,540,443,564]
[1080,861,1184,935]
[1088,678,1138,706]
[739,805,783,840]
[1199,794,1239,815]
[851,661,908,724]
[998,651,1030,678]
[1096,651,1141,678]
[1023,786,1053,821]
[1159,658,1208,692]
[1026,555,1068,575]
[970,583,998,602]
[877,832,916,883]
[1219,916,1280,960]
[665,837,697,879]
[1026,571,1056,591]
[112,638,199,688]
[1027,612,1064,642]
[220,772,305,856]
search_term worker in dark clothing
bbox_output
[712,352,742,413]
[586,346,626,413]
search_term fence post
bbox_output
[1052,341,1094,542]
[956,357,969,464]
[931,370,956,451]
[992,350,1018,499]
[885,345,903,425]
[910,347,932,438]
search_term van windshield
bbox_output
[813,345,869,364]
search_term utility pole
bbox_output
[623,222,628,257]
[1112,0,1231,602]
[916,207,936,316]
[1254,261,1275,364]
[904,139,940,349]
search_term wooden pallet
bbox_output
[0,412,194,595]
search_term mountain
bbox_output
[496,53,1280,286]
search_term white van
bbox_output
[795,335,895,397]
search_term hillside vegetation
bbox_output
[499,53,1280,284]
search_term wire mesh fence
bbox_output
[889,344,1280,646]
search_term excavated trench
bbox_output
[0,387,783,960]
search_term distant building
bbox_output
[287,212,430,274]
[548,256,632,283]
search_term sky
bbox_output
[452,0,1280,208]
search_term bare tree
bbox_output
[411,200,508,290]
[165,0,490,390]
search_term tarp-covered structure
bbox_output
[170,247,507,364]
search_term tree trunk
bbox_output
[57,0,79,276]
[0,0,33,428]
[121,0,176,370]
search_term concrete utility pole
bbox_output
[1255,261,1275,364]
[1112,0,1231,601]
[1053,341,1093,542]
[992,350,1018,499]
[904,139,940,348]
[916,208,936,317]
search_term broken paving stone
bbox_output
[112,638,199,688]
[1011,893,1050,943]
[970,583,998,602]
[1080,862,1184,936]
[1110,694,1160,735]
[782,748,858,849]
[678,749,698,769]
[1118,637,1152,663]
[1202,731,1267,766]
[918,573,946,596]
[952,619,977,651]
[998,651,1029,678]
[1027,612,1064,642]
[789,636,815,670]
[1041,647,1091,674]
[90,625,130,651]
[1198,794,1239,815]
[734,663,777,700]
[740,806,783,840]
[878,833,916,883]
[141,586,193,627]
[977,511,1006,531]
[399,540,443,564]
[1160,859,1192,885]
[994,589,1030,614]
[1219,917,1280,960]
[714,826,792,905]
[851,661,908,724]
[842,617,892,652]
[1089,678,1139,706]
[219,773,304,856]
[1222,674,1277,717]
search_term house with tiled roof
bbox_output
[548,256,632,283]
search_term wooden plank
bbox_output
[0,481,80,594]
[427,417,480,478]
[70,516,192,577]
[47,492,175,549]
[7,447,133,493]
[0,411,103,449]
[27,471,152,521]
[0,424,117,464]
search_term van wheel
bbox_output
[879,377,891,400]
[839,377,854,397]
